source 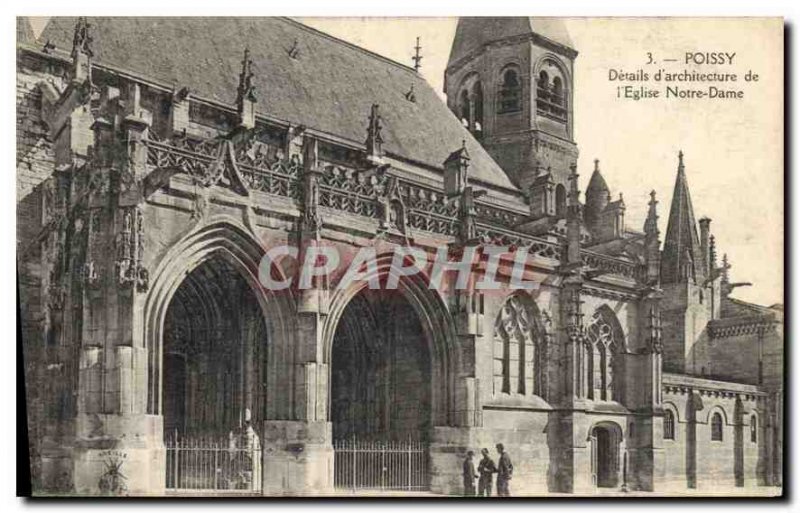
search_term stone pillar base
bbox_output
[40,414,164,496]
[569,445,594,494]
[261,420,333,496]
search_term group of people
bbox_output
[462,443,513,497]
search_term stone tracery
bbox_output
[585,308,622,401]
[493,294,547,397]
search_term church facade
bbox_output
[17,17,783,495]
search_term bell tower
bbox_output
[445,17,579,198]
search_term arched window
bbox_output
[459,89,470,127]
[555,184,567,216]
[537,70,549,100]
[498,67,521,114]
[552,76,564,105]
[494,295,545,397]
[536,60,568,122]
[585,308,621,401]
[472,82,483,133]
[664,410,675,440]
[711,412,723,441]
[750,415,758,443]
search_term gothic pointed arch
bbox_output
[323,251,460,430]
[585,305,625,401]
[143,217,296,420]
[493,292,549,398]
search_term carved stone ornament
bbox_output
[375,175,407,234]
[115,208,149,292]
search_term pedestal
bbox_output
[261,420,333,496]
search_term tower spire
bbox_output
[585,158,610,229]
[661,151,704,284]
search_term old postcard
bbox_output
[16,16,784,497]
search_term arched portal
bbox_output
[144,219,295,420]
[143,219,295,492]
[162,254,268,436]
[330,288,432,441]
[159,253,269,492]
[324,260,458,491]
[590,422,624,489]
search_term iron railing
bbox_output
[333,438,429,491]
[165,433,262,493]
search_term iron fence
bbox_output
[165,433,262,493]
[333,438,429,491]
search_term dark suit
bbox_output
[477,455,497,496]
[496,452,513,496]
[462,458,478,496]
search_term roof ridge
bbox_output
[727,297,774,310]
[284,17,420,77]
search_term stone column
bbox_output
[70,79,163,496]
[628,293,666,492]
[261,135,333,495]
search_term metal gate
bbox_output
[165,434,262,493]
[333,438,429,491]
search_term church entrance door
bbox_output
[161,255,268,492]
[330,288,432,490]
[591,425,621,488]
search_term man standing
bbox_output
[477,448,497,497]
[462,450,479,496]
[496,443,513,497]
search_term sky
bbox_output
[26,17,784,306]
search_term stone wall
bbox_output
[701,322,783,389]
[17,48,68,491]
[661,374,769,491]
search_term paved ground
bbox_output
[328,485,783,498]
[65,484,781,498]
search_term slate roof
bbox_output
[17,17,35,45]
[586,167,610,198]
[721,297,781,320]
[448,17,574,67]
[39,17,519,192]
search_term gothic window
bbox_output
[585,308,621,401]
[472,81,484,133]
[711,412,723,441]
[555,184,567,216]
[664,410,675,440]
[751,415,757,443]
[494,294,545,397]
[497,67,522,114]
